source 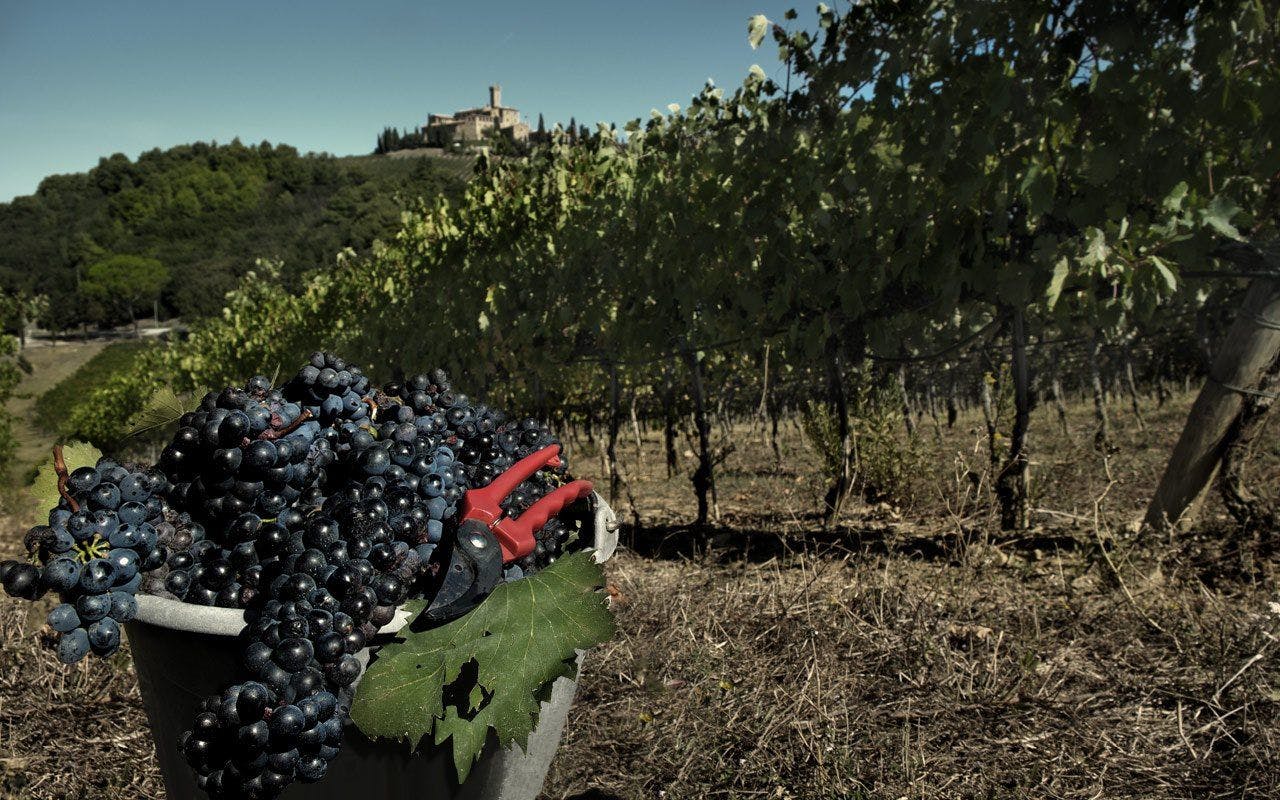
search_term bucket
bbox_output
[126,494,619,800]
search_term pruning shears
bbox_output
[423,444,593,621]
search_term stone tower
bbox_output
[489,84,502,108]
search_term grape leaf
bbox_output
[350,550,614,781]
[30,441,103,515]
[126,386,203,437]
[1200,194,1241,240]
[747,14,770,49]
[1045,257,1070,309]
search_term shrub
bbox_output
[800,367,921,506]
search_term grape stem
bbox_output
[52,444,80,512]
[257,409,313,442]
[362,397,379,421]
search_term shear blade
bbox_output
[423,521,503,621]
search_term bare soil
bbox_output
[2,390,1278,800]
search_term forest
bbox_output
[0,140,465,330]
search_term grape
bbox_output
[78,559,116,593]
[237,720,271,753]
[76,592,111,622]
[66,467,100,494]
[107,549,140,582]
[160,374,335,524]
[269,705,305,739]
[109,591,138,622]
[42,557,81,592]
[274,639,313,672]
[11,458,180,668]
[1,562,44,600]
[56,628,90,664]
[89,482,121,510]
[296,754,328,783]
[47,603,81,632]
[327,655,361,686]
[87,617,121,655]
[165,570,192,598]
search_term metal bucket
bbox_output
[127,495,618,800]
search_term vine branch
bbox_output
[257,409,314,442]
[52,444,79,512]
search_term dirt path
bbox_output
[5,341,106,487]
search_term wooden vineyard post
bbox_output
[1051,371,1069,436]
[680,347,715,532]
[1147,271,1280,530]
[1090,334,1111,453]
[995,308,1031,530]
[821,341,853,529]
[605,363,621,504]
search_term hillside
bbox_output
[0,143,471,329]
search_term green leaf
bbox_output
[1019,163,1054,218]
[350,551,614,782]
[1081,227,1109,270]
[30,441,103,514]
[1046,257,1070,309]
[1150,256,1177,294]
[1161,181,1189,212]
[747,15,770,49]
[1200,194,1241,240]
[126,386,200,438]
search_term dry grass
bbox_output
[550,550,1279,799]
[0,596,163,799]
[546,390,1280,799]
[2,388,1279,799]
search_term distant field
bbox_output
[2,341,107,487]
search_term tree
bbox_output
[0,290,46,348]
[82,254,169,337]
[0,334,27,478]
[535,113,546,143]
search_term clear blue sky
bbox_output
[0,1,798,202]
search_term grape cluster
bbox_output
[160,378,330,523]
[1,354,588,800]
[1,459,173,663]
[182,682,344,796]
[282,351,372,426]
[180,523,432,797]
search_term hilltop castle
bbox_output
[424,85,530,147]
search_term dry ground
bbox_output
[2,387,1278,799]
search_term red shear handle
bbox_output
[492,479,595,562]
[462,444,563,527]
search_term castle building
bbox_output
[424,85,530,147]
